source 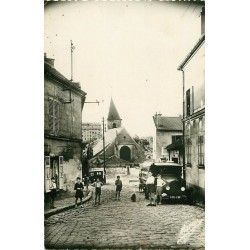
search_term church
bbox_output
[91,98,145,165]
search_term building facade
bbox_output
[44,53,87,193]
[82,122,102,143]
[153,114,183,163]
[90,98,145,165]
[177,6,205,203]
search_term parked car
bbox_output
[88,167,106,184]
[144,162,187,203]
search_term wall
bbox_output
[44,138,82,192]
[107,119,122,129]
[44,76,84,192]
[44,78,82,139]
[155,130,182,162]
[184,114,205,203]
[184,43,205,116]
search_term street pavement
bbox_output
[45,170,205,249]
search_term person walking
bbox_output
[139,170,143,192]
[92,178,103,205]
[74,177,84,209]
[115,176,123,201]
[83,175,89,190]
[146,171,156,206]
[155,174,166,205]
[49,177,57,209]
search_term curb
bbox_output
[44,190,93,219]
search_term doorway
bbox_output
[120,146,131,161]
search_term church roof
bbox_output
[92,127,144,157]
[93,127,123,156]
[107,98,121,121]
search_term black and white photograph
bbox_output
[44,0,205,249]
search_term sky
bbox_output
[44,1,204,137]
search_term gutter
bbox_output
[177,33,205,70]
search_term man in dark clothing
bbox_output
[115,176,123,201]
[74,177,84,209]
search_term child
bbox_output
[83,175,89,190]
[49,177,57,209]
[115,176,123,201]
[139,171,143,192]
[74,177,84,208]
[91,178,103,205]
[146,171,156,206]
[155,174,166,205]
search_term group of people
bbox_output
[145,171,166,206]
[49,172,166,209]
[49,175,123,209]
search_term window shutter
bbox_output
[49,98,54,134]
[44,156,51,192]
[186,89,191,116]
[54,100,59,135]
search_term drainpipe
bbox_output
[181,69,186,180]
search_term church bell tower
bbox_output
[107,98,122,130]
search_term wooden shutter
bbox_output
[44,156,51,192]
[186,89,191,116]
[54,100,59,135]
[59,156,64,189]
[48,98,54,134]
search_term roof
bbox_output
[107,98,121,121]
[153,116,182,131]
[177,33,205,70]
[92,127,144,156]
[166,140,183,151]
[93,127,123,156]
[44,60,86,96]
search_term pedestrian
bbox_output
[49,177,57,209]
[83,175,89,190]
[74,177,84,209]
[115,176,123,201]
[91,178,103,205]
[155,174,166,205]
[139,170,143,192]
[146,171,156,206]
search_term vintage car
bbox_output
[88,167,106,184]
[144,162,187,203]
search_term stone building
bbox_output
[82,122,102,143]
[44,53,87,193]
[153,114,183,163]
[90,98,145,166]
[177,6,205,203]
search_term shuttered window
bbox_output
[48,98,60,135]
[198,135,204,166]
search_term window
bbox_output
[186,137,192,165]
[161,147,168,156]
[49,98,59,135]
[186,89,191,116]
[172,135,182,143]
[198,135,204,167]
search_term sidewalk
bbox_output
[44,189,93,218]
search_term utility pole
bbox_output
[181,69,186,180]
[70,40,75,81]
[102,117,106,174]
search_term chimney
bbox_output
[44,53,55,67]
[201,7,205,35]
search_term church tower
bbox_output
[107,98,122,129]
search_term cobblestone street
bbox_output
[45,172,205,249]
